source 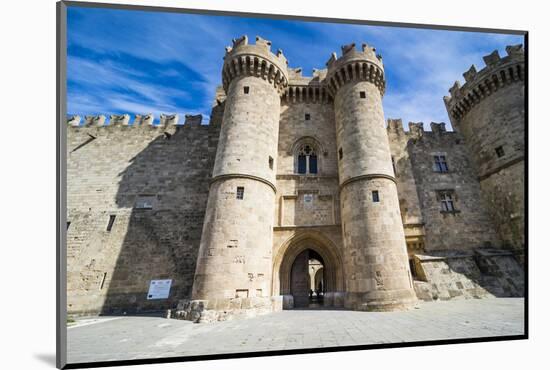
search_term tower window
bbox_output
[391,156,397,176]
[296,144,318,174]
[135,195,155,209]
[269,156,274,170]
[359,91,366,99]
[372,190,380,203]
[66,221,71,230]
[106,215,116,232]
[236,186,244,200]
[339,148,343,160]
[438,190,457,212]
[433,155,449,173]
[495,146,505,158]
[305,113,311,121]
[243,86,250,94]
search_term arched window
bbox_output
[296,144,318,174]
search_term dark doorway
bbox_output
[290,249,325,308]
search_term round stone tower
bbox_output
[444,45,525,254]
[326,43,416,311]
[189,35,288,321]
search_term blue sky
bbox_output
[67,6,523,129]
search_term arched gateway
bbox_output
[273,232,345,309]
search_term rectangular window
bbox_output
[359,91,366,99]
[235,289,248,298]
[495,146,505,158]
[269,156,274,170]
[243,86,250,94]
[106,215,116,232]
[236,186,244,200]
[438,191,456,212]
[339,148,343,160]
[372,190,380,202]
[297,155,307,174]
[305,113,311,121]
[433,155,449,173]
[135,195,155,209]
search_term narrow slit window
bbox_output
[243,86,250,94]
[359,91,366,99]
[495,146,505,158]
[269,156,274,170]
[339,148,343,160]
[372,190,380,203]
[66,221,71,230]
[106,215,116,232]
[99,272,107,290]
[236,186,244,200]
[391,156,397,176]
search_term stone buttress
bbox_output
[326,43,417,311]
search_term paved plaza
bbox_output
[67,298,525,364]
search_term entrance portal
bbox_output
[273,232,345,309]
[290,249,325,308]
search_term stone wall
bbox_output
[479,161,524,251]
[393,123,501,252]
[67,121,220,315]
[413,249,524,301]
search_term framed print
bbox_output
[57,1,527,368]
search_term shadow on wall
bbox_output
[412,249,524,302]
[99,120,221,315]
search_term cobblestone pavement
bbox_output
[67,298,525,364]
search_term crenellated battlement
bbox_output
[222,35,289,95]
[387,118,405,135]
[67,113,203,128]
[386,119,455,142]
[325,42,385,96]
[430,122,447,134]
[443,44,524,121]
[408,122,425,138]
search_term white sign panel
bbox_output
[147,279,172,300]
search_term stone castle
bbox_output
[66,36,525,322]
